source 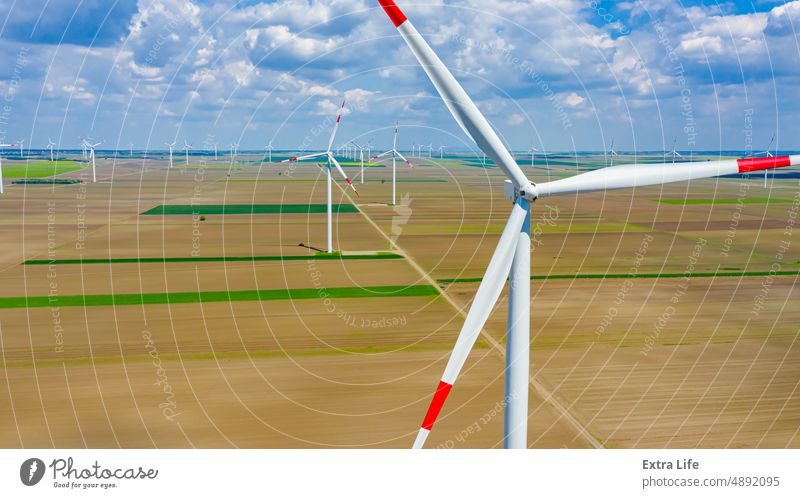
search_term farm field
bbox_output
[0,152,798,449]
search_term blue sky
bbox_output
[0,0,798,153]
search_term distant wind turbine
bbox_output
[0,142,16,194]
[664,137,682,164]
[47,139,56,162]
[606,137,618,166]
[84,139,103,183]
[374,124,411,204]
[183,140,192,167]
[754,133,776,187]
[279,100,358,253]
[165,142,176,168]
[527,146,538,167]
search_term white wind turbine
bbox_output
[0,142,16,194]
[377,0,800,450]
[373,124,412,205]
[84,139,103,183]
[17,139,25,158]
[427,142,433,158]
[279,100,358,253]
[129,142,134,157]
[352,140,370,184]
[664,136,682,164]
[438,144,446,158]
[265,141,274,163]
[605,137,618,166]
[79,137,87,160]
[183,140,193,167]
[753,133,776,187]
[47,139,56,162]
[212,142,218,161]
[527,145,538,167]
[165,142,176,168]
[229,142,239,167]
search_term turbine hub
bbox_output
[504,179,538,203]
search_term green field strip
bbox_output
[2,160,84,178]
[141,203,359,215]
[23,253,403,265]
[658,197,795,205]
[0,284,438,309]
[438,269,800,283]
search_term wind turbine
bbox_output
[212,142,218,161]
[79,137,87,160]
[438,144,446,158]
[605,137,618,166]
[280,100,358,253]
[129,142,134,157]
[265,141,274,163]
[17,139,24,159]
[527,146,538,167]
[427,143,433,158]
[0,142,15,194]
[47,139,56,162]
[753,133,776,187]
[165,142,176,168]
[352,141,370,184]
[664,137,682,164]
[183,140,193,167]
[377,0,800,450]
[84,139,102,183]
[374,124,412,204]
[229,142,239,167]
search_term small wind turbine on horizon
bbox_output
[352,140,370,184]
[438,144,446,158]
[229,142,240,169]
[17,139,24,159]
[665,137,682,164]
[165,142,176,168]
[0,142,16,194]
[374,124,411,204]
[605,137,618,166]
[83,139,102,183]
[183,140,193,167]
[47,139,56,162]
[527,145,538,167]
[753,133,776,187]
[265,141,274,163]
[279,100,358,253]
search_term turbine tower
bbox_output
[84,139,102,183]
[374,124,411,204]
[279,100,358,253]
[47,139,56,162]
[377,0,800,450]
[183,140,193,167]
[165,142,176,168]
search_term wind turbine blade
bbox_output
[280,152,328,163]
[326,100,347,152]
[412,201,527,449]
[329,155,358,195]
[375,150,393,158]
[536,155,800,197]
[378,0,529,189]
[394,151,413,167]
